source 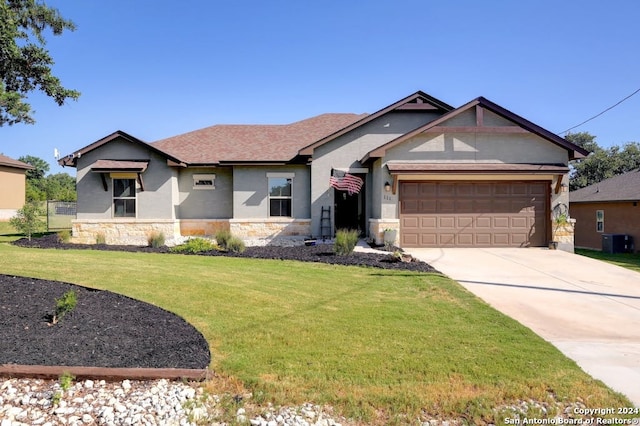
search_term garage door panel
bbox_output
[399,181,548,248]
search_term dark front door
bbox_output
[334,182,365,233]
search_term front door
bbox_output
[334,178,365,233]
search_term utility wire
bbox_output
[558,86,640,135]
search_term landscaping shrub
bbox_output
[147,231,165,248]
[215,229,232,249]
[226,236,245,253]
[52,290,77,324]
[57,229,71,243]
[170,237,216,254]
[334,228,359,256]
[95,232,106,245]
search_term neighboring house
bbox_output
[570,170,640,252]
[0,155,33,221]
[59,91,587,249]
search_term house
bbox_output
[0,155,33,221]
[59,91,588,249]
[570,170,640,252]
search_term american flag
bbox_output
[330,172,363,195]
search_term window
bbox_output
[268,176,292,217]
[193,174,215,190]
[113,178,136,217]
[596,210,604,232]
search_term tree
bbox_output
[46,172,76,201]
[568,132,640,190]
[18,154,49,201]
[0,0,80,126]
[9,201,45,240]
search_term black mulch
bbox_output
[5,235,437,369]
[0,274,210,369]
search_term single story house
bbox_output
[59,91,587,249]
[570,170,640,252]
[0,155,33,221]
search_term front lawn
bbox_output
[0,243,631,424]
[576,248,640,273]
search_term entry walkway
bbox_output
[407,247,640,406]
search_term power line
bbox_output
[558,86,640,135]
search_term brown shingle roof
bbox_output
[570,170,640,203]
[151,113,368,164]
[0,154,34,170]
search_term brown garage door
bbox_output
[400,181,548,247]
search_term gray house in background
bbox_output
[59,91,587,249]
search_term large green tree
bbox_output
[18,155,76,201]
[0,0,80,126]
[568,132,640,190]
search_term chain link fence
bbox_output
[46,201,76,231]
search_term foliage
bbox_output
[95,232,106,244]
[59,371,74,391]
[147,231,165,248]
[333,228,359,255]
[51,289,77,324]
[0,245,630,423]
[567,132,640,191]
[226,236,245,253]
[0,0,80,126]
[18,156,76,201]
[170,237,216,254]
[214,229,232,248]
[57,229,71,243]
[9,201,45,240]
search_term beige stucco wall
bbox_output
[0,166,27,220]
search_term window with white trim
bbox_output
[193,174,216,189]
[268,173,293,217]
[113,178,136,217]
[596,210,604,232]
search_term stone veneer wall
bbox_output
[71,218,311,246]
[552,219,576,252]
[369,219,400,245]
[71,220,181,246]
[229,218,311,240]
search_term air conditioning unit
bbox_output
[601,234,634,254]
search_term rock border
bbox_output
[0,364,211,382]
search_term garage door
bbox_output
[400,181,548,247]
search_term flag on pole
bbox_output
[330,171,363,195]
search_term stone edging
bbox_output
[0,364,211,382]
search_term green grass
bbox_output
[0,243,631,424]
[576,248,640,273]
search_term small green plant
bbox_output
[226,236,245,253]
[170,237,216,254]
[147,231,166,248]
[59,371,75,391]
[57,229,71,243]
[51,290,77,325]
[95,232,106,244]
[215,229,232,249]
[52,371,75,406]
[334,228,359,256]
[9,202,45,241]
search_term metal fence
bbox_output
[47,201,76,231]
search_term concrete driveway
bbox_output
[407,247,640,406]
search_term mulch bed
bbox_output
[3,235,436,370]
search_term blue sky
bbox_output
[3,0,639,175]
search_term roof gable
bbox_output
[570,170,640,203]
[0,154,33,170]
[363,97,589,162]
[152,113,367,164]
[297,91,454,156]
[58,130,185,168]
